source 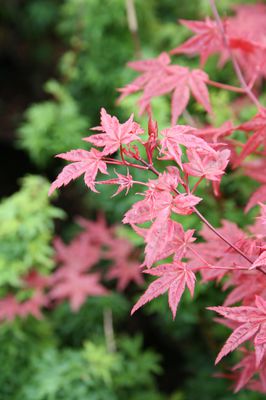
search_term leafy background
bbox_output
[0,0,264,399]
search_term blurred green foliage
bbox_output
[0,298,163,400]
[18,81,88,167]
[0,176,63,288]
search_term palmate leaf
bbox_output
[118,52,212,125]
[160,125,215,168]
[234,111,266,168]
[251,251,266,270]
[170,18,224,66]
[131,262,196,319]
[49,148,108,194]
[184,149,230,181]
[214,323,260,365]
[84,108,144,155]
[50,271,107,311]
[246,185,266,212]
[208,296,266,366]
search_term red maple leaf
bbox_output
[107,259,143,291]
[251,251,266,271]
[84,108,144,155]
[246,184,266,212]
[131,262,196,318]
[0,270,50,322]
[54,233,100,275]
[123,190,173,225]
[184,148,230,181]
[139,218,195,268]
[49,148,108,194]
[244,159,266,185]
[233,111,266,168]
[95,169,134,197]
[118,53,212,125]
[0,295,20,321]
[170,18,225,66]
[50,271,107,311]
[160,125,215,168]
[208,296,266,365]
[76,214,113,246]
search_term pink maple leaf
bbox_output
[123,191,172,225]
[84,108,144,155]
[53,233,100,275]
[22,270,50,290]
[208,296,266,365]
[49,148,108,195]
[131,262,196,318]
[195,121,234,143]
[95,169,134,197]
[103,237,133,260]
[172,193,202,215]
[244,159,266,184]
[19,290,48,319]
[143,209,172,268]
[231,350,258,392]
[170,18,225,66]
[107,260,143,291]
[246,185,266,212]
[160,125,215,168]
[142,218,195,268]
[233,111,266,168]
[50,271,107,311]
[76,214,113,246]
[228,347,266,393]
[251,251,266,270]
[0,295,20,321]
[184,148,230,181]
[118,52,212,125]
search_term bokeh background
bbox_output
[0,0,265,399]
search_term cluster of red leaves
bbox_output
[0,271,49,322]
[0,215,142,320]
[48,2,266,394]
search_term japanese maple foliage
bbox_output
[49,0,266,394]
[0,216,143,319]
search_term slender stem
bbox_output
[120,145,126,164]
[191,176,205,194]
[228,139,266,156]
[209,0,262,110]
[192,207,253,264]
[188,244,248,271]
[207,79,245,93]
[103,158,148,170]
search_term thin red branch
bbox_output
[207,79,245,93]
[209,0,262,110]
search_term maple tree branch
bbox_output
[209,0,262,110]
[188,245,248,271]
[227,139,266,156]
[207,79,245,93]
[191,176,205,194]
[103,157,148,170]
[136,156,266,275]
